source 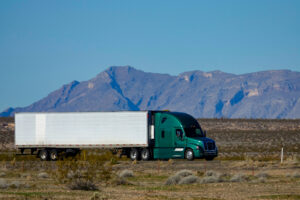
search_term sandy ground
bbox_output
[0,158,299,200]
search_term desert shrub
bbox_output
[68,178,98,191]
[90,192,100,200]
[98,164,112,183]
[37,172,49,179]
[90,192,103,200]
[90,192,108,200]
[20,173,30,178]
[255,172,270,178]
[67,170,76,179]
[199,176,220,184]
[110,157,118,165]
[292,172,300,178]
[257,177,266,183]
[175,170,193,177]
[165,174,182,185]
[66,169,99,191]
[55,150,114,190]
[0,179,8,189]
[112,177,133,186]
[119,170,134,178]
[0,172,5,177]
[196,171,205,176]
[230,173,249,182]
[55,156,97,184]
[204,170,217,177]
[9,180,22,189]
[23,181,32,188]
[178,175,199,185]
[165,170,194,185]
[198,170,226,183]
[251,176,266,183]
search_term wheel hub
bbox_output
[186,151,193,159]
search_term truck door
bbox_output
[172,128,185,158]
[153,114,174,159]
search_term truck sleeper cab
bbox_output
[149,111,218,161]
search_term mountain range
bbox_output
[1,66,300,118]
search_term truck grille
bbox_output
[205,142,215,150]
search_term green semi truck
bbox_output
[16,111,218,161]
[142,111,218,161]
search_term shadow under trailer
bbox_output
[15,111,218,161]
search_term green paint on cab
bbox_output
[152,112,218,160]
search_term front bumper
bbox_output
[204,150,218,157]
[194,148,218,158]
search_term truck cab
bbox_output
[152,111,218,161]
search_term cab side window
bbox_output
[176,129,183,139]
[161,117,167,124]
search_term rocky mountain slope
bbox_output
[1,66,300,118]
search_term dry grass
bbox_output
[0,118,299,199]
[230,173,249,182]
[0,158,298,199]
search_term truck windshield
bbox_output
[184,128,204,138]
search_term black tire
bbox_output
[49,149,58,161]
[205,156,214,161]
[185,149,194,161]
[39,149,49,161]
[129,148,140,161]
[141,148,151,161]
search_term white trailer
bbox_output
[15,111,218,161]
[15,111,150,160]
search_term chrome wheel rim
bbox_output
[131,151,137,159]
[142,151,148,159]
[186,150,193,160]
[51,153,57,160]
[41,152,47,160]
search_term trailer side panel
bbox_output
[15,112,149,148]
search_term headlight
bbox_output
[196,146,200,150]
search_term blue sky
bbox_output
[0,0,299,111]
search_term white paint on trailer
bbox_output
[35,114,46,145]
[15,111,149,147]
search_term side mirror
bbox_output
[203,130,207,137]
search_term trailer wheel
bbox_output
[50,149,58,161]
[39,150,49,161]
[129,148,140,161]
[185,149,194,161]
[141,148,151,161]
